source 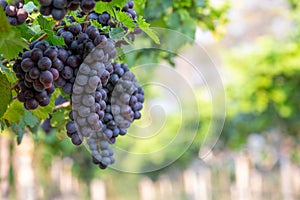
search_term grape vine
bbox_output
[0,0,151,169]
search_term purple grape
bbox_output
[38,57,52,70]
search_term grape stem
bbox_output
[11,82,19,90]
[53,101,70,111]
[83,13,90,32]
[34,21,61,42]
[36,33,48,42]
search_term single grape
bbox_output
[31,48,43,62]
[33,40,49,51]
[53,0,67,9]
[21,58,35,72]
[39,70,53,85]
[49,68,59,80]
[44,46,58,60]
[41,118,53,134]
[71,133,83,145]
[61,31,74,46]
[46,84,55,94]
[39,0,52,6]
[51,8,67,20]
[35,90,48,102]
[80,0,95,13]
[62,82,72,94]
[40,6,51,16]
[52,58,64,71]
[66,121,77,134]
[57,48,69,63]
[25,98,39,110]
[16,9,28,24]
[38,57,52,70]
[54,76,66,87]
[61,66,73,80]
[39,97,50,106]
[5,5,17,17]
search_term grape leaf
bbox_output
[109,27,126,41]
[37,15,65,46]
[0,73,12,118]
[2,100,25,124]
[12,110,38,144]
[0,62,17,83]
[37,15,53,32]
[0,9,10,34]
[12,120,26,145]
[0,10,28,60]
[50,109,68,128]
[94,2,111,14]
[24,110,39,128]
[110,0,127,7]
[136,16,160,44]
[115,11,136,30]
[14,24,36,41]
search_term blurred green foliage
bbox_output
[221,2,300,149]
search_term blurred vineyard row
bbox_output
[1,131,300,200]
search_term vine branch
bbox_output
[53,101,71,111]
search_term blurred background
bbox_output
[2,0,300,199]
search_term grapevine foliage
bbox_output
[0,0,154,169]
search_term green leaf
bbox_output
[109,27,126,41]
[115,10,136,30]
[0,10,28,60]
[25,110,39,128]
[0,62,16,84]
[13,24,36,41]
[0,72,12,118]
[110,0,127,7]
[37,15,65,46]
[0,30,28,60]
[37,15,53,32]
[30,104,52,120]
[50,109,69,128]
[136,16,160,44]
[94,2,111,14]
[12,120,25,145]
[2,100,25,124]
[0,9,10,34]
[90,20,103,30]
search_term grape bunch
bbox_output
[10,0,145,169]
[13,40,61,110]
[39,0,97,20]
[85,62,144,169]
[0,0,28,25]
[100,62,144,143]
[79,0,142,47]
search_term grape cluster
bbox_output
[39,0,97,20]
[0,0,28,26]
[77,0,142,47]
[11,0,145,169]
[86,62,144,169]
[100,63,144,143]
[13,41,61,110]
